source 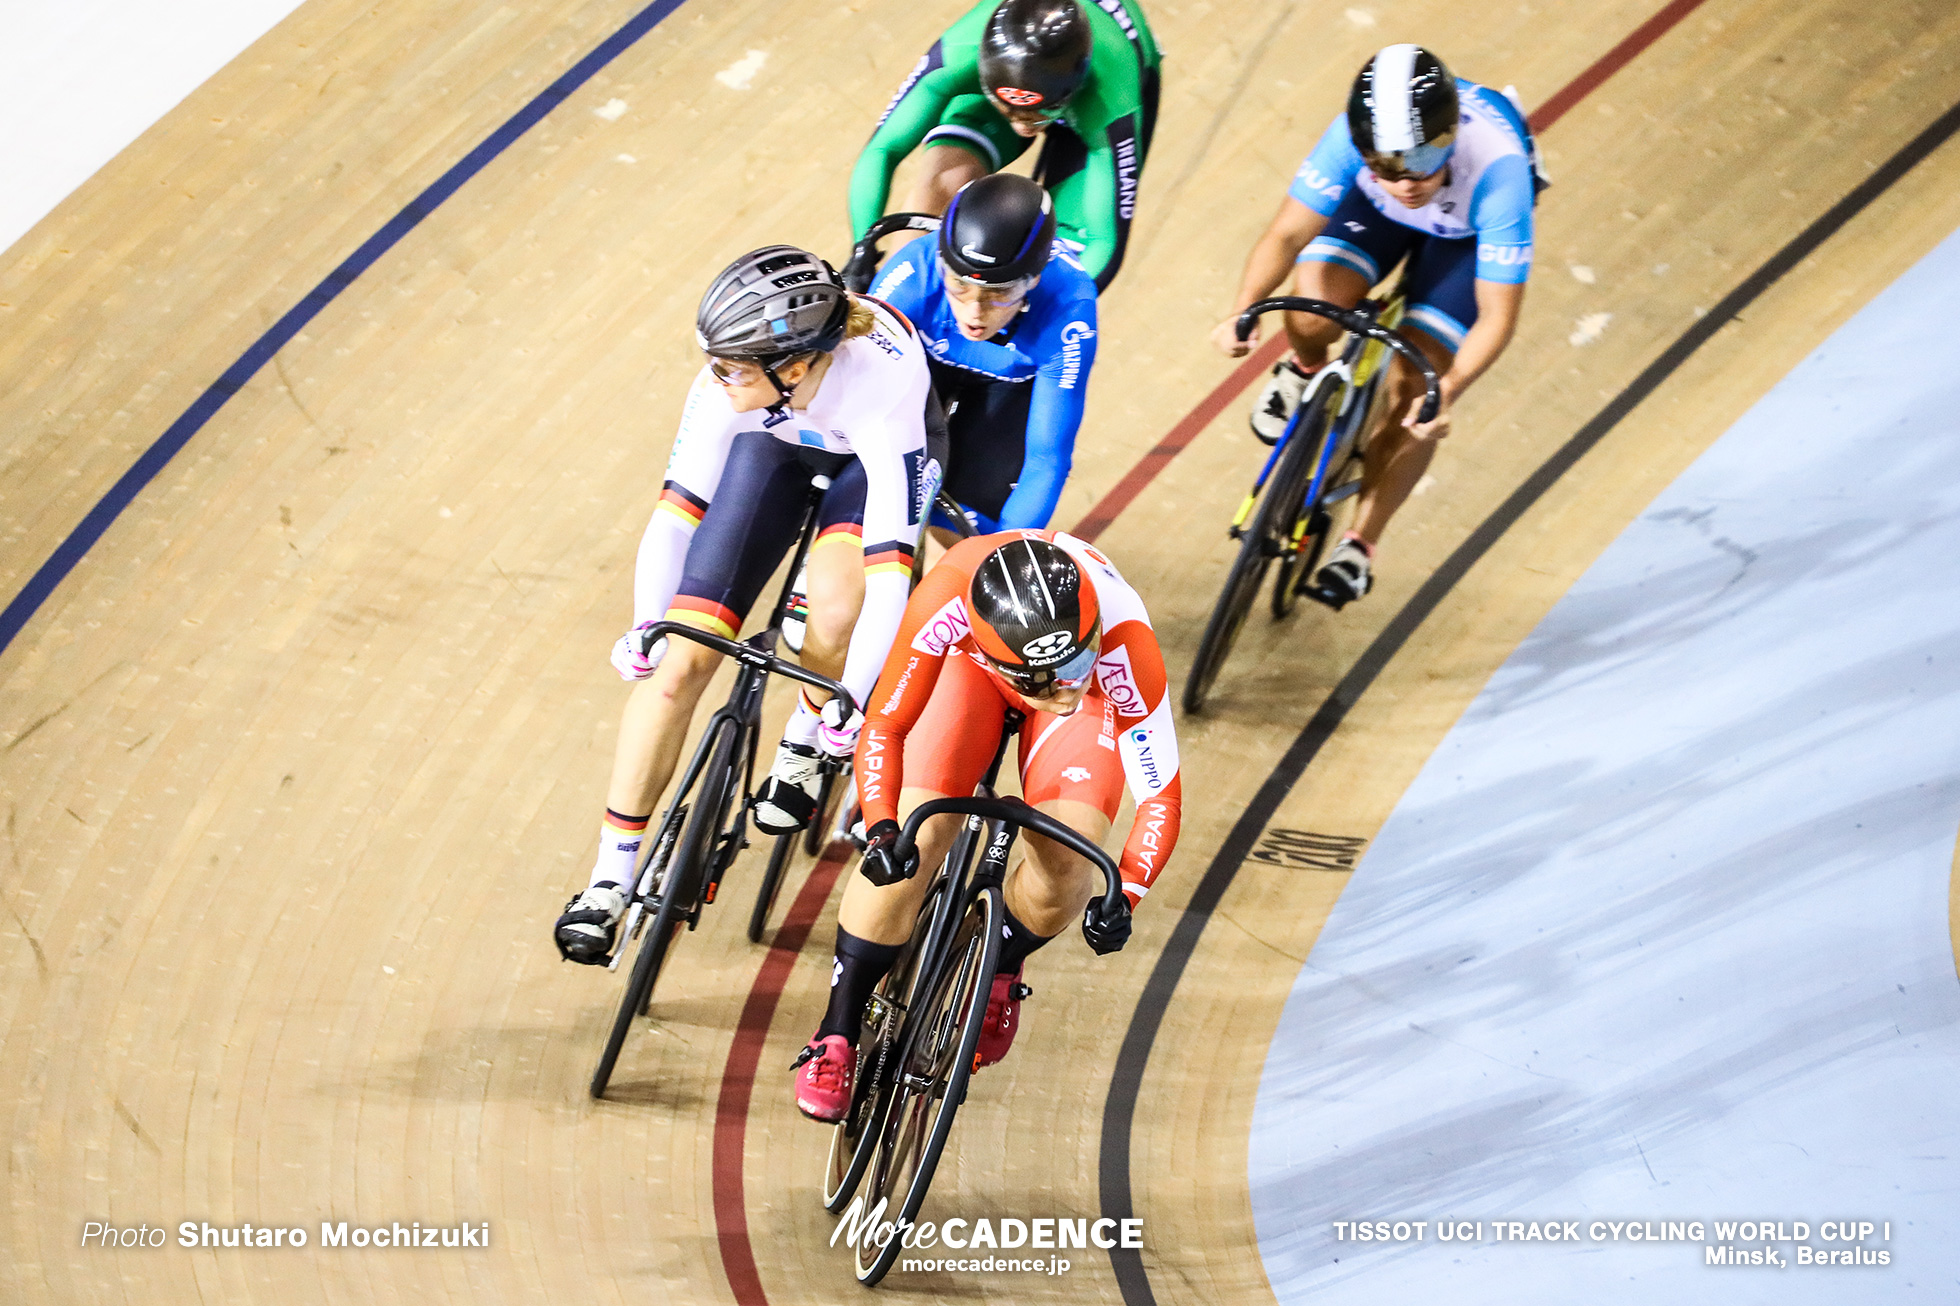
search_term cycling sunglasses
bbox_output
[987,639,1099,697]
[1363,136,1456,183]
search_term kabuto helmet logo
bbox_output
[1022,630,1074,661]
[995,86,1046,106]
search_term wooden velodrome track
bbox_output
[3,0,1959,1300]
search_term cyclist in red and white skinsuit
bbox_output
[793,530,1182,1122]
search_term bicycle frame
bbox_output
[1228,294,1408,543]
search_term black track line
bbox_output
[1098,96,1960,1306]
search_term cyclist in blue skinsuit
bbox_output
[1212,44,1542,605]
[870,173,1098,565]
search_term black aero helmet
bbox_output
[968,537,1102,693]
[695,245,850,363]
[938,175,1057,285]
[979,0,1092,113]
[1347,45,1460,177]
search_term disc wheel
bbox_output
[852,889,1002,1286]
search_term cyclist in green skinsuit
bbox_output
[848,0,1160,292]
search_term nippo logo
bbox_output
[994,86,1045,107]
[1021,631,1074,661]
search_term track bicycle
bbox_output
[842,212,941,293]
[1182,292,1442,714]
[818,711,1123,1286]
[589,474,855,1097]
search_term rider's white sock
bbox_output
[589,808,650,889]
[782,697,822,750]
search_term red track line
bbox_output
[1073,333,1289,543]
[1069,0,1714,546]
[711,848,849,1305]
[1529,0,1711,133]
[711,1,1715,1299]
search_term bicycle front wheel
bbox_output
[1186,390,1334,713]
[747,830,796,944]
[852,885,1002,1286]
[823,860,957,1213]
[589,719,739,1096]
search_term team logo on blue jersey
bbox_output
[903,448,942,525]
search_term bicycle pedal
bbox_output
[1305,585,1349,612]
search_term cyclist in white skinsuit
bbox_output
[554,247,942,964]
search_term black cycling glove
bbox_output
[858,819,919,887]
[1082,893,1132,956]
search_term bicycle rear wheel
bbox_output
[589,719,738,1097]
[852,885,1002,1285]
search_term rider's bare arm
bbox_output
[1441,278,1526,401]
[1212,196,1330,356]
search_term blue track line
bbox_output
[0,0,691,656]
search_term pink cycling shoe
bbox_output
[793,1034,856,1123]
[976,970,1032,1068]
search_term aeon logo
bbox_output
[910,597,971,656]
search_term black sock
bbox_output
[996,906,1059,977]
[816,928,904,1044]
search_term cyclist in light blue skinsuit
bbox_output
[1211,44,1543,605]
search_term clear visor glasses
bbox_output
[939,257,1038,308]
[989,639,1099,696]
[1364,136,1455,182]
[707,356,762,385]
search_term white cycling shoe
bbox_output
[1312,536,1374,608]
[1250,357,1315,444]
[554,882,626,964]
[752,741,824,834]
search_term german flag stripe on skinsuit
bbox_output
[812,522,864,553]
[864,540,915,578]
[665,594,739,639]
[655,481,709,528]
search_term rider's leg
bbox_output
[758,466,874,832]
[1250,259,1367,443]
[1350,327,1456,547]
[920,525,963,573]
[1255,187,1419,442]
[1004,799,1115,937]
[1313,223,1477,601]
[799,528,864,682]
[899,144,992,222]
[1282,258,1369,366]
[604,639,724,821]
[554,639,724,961]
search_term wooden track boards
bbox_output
[2,0,1958,1301]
